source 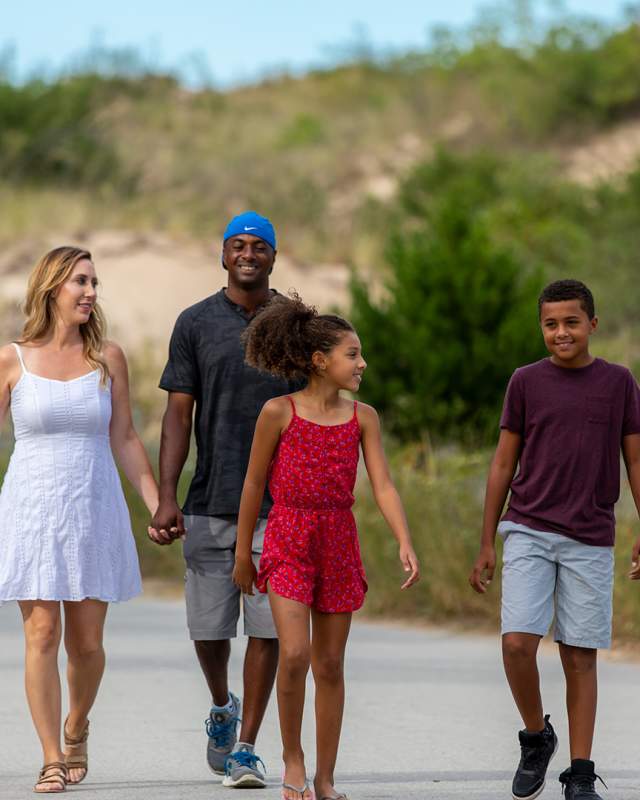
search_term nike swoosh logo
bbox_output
[244,226,258,231]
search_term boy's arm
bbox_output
[360,404,419,589]
[622,433,640,579]
[232,398,287,594]
[469,429,521,594]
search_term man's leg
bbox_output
[239,636,278,745]
[183,515,242,774]
[558,644,598,760]
[195,639,232,707]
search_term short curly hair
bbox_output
[538,279,595,320]
[243,292,355,380]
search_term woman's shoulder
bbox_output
[0,343,20,370]
[0,343,22,388]
[102,340,126,367]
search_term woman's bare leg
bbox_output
[63,599,108,782]
[18,601,64,767]
[268,589,312,800]
[311,610,352,800]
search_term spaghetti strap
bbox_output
[287,395,298,416]
[12,343,27,374]
[353,400,358,419]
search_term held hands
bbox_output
[147,500,186,546]
[399,544,420,589]
[232,555,257,595]
[469,545,496,593]
[629,536,640,580]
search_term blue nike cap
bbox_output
[223,211,276,250]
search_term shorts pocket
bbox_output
[586,396,611,425]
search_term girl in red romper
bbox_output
[233,293,419,800]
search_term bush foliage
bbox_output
[351,151,545,444]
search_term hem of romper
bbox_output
[0,588,142,603]
[268,581,366,614]
[260,563,368,614]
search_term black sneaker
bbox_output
[512,714,558,800]
[559,760,607,799]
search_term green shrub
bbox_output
[351,152,544,444]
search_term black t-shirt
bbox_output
[159,289,301,517]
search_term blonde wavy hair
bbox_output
[19,246,109,383]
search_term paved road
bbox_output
[1,599,639,799]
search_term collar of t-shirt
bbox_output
[221,287,277,320]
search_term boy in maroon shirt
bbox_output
[470,280,640,800]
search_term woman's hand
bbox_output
[232,555,257,595]
[399,544,420,589]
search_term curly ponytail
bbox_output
[243,292,354,380]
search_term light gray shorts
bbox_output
[498,522,614,650]
[183,515,276,641]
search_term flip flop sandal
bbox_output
[282,780,314,799]
[319,794,348,799]
[33,761,68,793]
[63,717,89,784]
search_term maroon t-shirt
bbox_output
[500,357,640,546]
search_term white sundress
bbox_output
[0,344,142,602]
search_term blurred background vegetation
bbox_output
[2,2,640,638]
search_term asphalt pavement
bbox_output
[1,598,639,799]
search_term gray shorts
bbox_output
[498,522,614,650]
[183,515,276,641]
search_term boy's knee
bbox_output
[502,633,539,661]
[560,643,597,674]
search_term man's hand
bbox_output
[232,556,257,595]
[469,545,496,594]
[148,499,186,546]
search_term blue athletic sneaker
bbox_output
[205,692,241,775]
[223,743,267,788]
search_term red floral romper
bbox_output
[256,396,368,613]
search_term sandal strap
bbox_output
[65,753,87,765]
[63,718,89,745]
[282,781,312,797]
[35,762,68,790]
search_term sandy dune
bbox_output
[0,231,350,353]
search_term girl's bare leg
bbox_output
[19,601,64,767]
[311,610,352,800]
[268,589,312,800]
[63,599,108,782]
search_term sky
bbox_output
[1,0,628,87]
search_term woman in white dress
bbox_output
[0,246,159,793]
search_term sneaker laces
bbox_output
[205,713,241,749]
[559,769,607,795]
[520,742,553,775]
[225,750,265,775]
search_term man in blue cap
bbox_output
[151,212,300,788]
